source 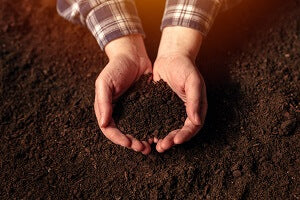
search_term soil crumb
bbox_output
[113,74,186,140]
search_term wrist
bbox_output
[157,26,203,61]
[105,34,149,62]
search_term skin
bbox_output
[94,27,208,154]
[153,27,208,153]
[94,34,153,155]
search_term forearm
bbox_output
[161,0,223,37]
[157,27,203,61]
[105,34,148,61]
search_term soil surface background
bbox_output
[0,0,299,199]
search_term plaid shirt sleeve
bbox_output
[57,0,145,50]
[161,0,242,36]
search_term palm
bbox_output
[153,55,195,100]
[153,55,208,152]
[102,56,151,99]
[94,55,152,154]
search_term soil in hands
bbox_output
[113,74,187,140]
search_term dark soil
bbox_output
[113,74,186,140]
[1,0,300,199]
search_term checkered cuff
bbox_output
[161,0,223,36]
[84,0,144,49]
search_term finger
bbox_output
[174,118,201,145]
[153,137,159,143]
[185,74,202,126]
[126,134,145,152]
[159,129,179,151]
[96,79,113,128]
[141,141,151,155]
[95,101,131,148]
[148,138,154,144]
[156,139,164,153]
[100,123,132,148]
[94,95,101,120]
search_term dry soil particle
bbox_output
[113,74,186,140]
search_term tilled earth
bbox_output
[0,0,299,199]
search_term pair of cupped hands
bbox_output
[94,27,208,155]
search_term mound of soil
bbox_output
[113,74,186,140]
[0,0,299,199]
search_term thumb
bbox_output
[185,73,202,126]
[96,79,113,128]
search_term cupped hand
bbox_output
[94,35,153,155]
[153,54,208,153]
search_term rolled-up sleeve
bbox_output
[57,0,145,49]
[161,0,242,36]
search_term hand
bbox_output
[153,27,208,153]
[94,35,153,155]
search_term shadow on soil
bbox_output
[138,0,288,153]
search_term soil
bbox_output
[0,0,300,199]
[113,74,186,140]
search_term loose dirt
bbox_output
[113,74,186,140]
